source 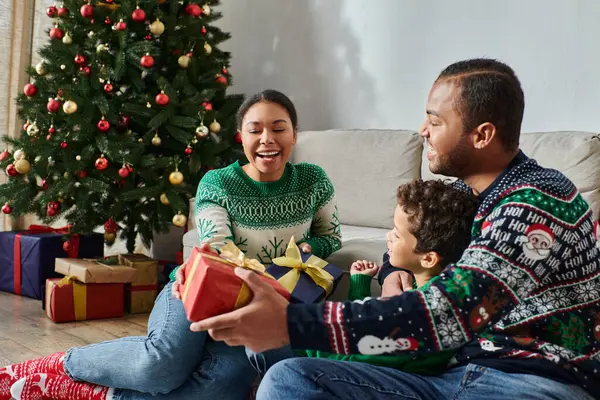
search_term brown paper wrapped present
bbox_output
[55,258,137,284]
[118,254,159,314]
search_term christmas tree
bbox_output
[1,0,244,253]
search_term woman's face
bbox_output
[240,101,297,181]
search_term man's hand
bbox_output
[381,270,414,297]
[190,267,291,353]
[298,242,312,253]
[172,243,216,300]
[350,260,379,277]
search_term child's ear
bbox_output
[419,251,440,270]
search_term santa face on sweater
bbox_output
[522,224,554,261]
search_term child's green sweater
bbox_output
[302,274,455,375]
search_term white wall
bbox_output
[217,0,600,133]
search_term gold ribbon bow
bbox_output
[57,275,87,321]
[272,237,334,295]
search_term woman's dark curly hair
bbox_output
[396,179,478,264]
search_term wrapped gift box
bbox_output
[55,258,137,283]
[0,228,103,299]
[267,237,343,304]
[182,244,290,322]
[118,254,159,314]
[45,277,125,323]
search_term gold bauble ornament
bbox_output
[150,19,165,35]
[27,124,39,136]
[96,43,108,53]
[35,62,47,75]
[152,134,162,146]
[209,120,221,133]
[178,55,191,68]
[57,197,65,203]
[63,100,78,114]
[13,149,25,161]
[159,193,169,205]
[62,34,72,44]
[104,231,116,243]
[15,159,31,174]
[204,42,212,55]
[172,211,187,227]
[63,172,70,178]
[169,170,184,185]
[202,4,211,15]
[196,125,209,137]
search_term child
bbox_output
[248,179,478,376]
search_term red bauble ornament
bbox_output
[120,115,131,126]
[185,145,193,155]
[46,134,53,141]
[104,83,113,92]
[104,217,117,233]
[49,201,60,210]
[203,102,213,111]
[62,240,71,252]
[185,4,202,17]
[47,98,61,113]
[78,66,91,76]
[222,67,228,74]
[48,125,56,134]
[201,26,207,34]
[78,170,87,178]
[132,7,146,22]
[60,141,68,149]
[140,54,154,68]
[41,179,49,190]
[6,164,18,177]
[0,151,9,162]
[50,27,64,40]
[215,75,228,85]
[57,89,64,97]
[58,7,69,17]
[145,34,152,40]
[116,20,127,30]
[47,208,57,217]
[80,4,94,18]
[97,118,110,132]
[234,131,243,144]
[2,204,12,214]
[155,92,169,106]
[105,17,112,24]
[23,122,30,131]
[47,6,57,17]
[24,83,37,97]
[126,164,133,173]
[95,156,108,170]
[74,54,85,64]
[118,165,129,178]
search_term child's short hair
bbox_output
[396,179,478,264]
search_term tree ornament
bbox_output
[132,7,146,22]
[184,145,192,155]
[140,53,154,68]
[209,120,221,133]
[146,102,152,108]
[202,4,211,15]
[60,141,68,149]
[105,17,112,24]
[60,64,66,70]
[234,131,243,144]
[87,30,95,38]
[62,240,71,252]
[152,133,162,146]
[204,42,212,55]
[104,217,118,233]
[155,91,169,106]
[46,134,53,141]
[50,26,64,40]
[79,66,91,76]
[159,193,169,205]
[35,62,47,75]
[80,3,94,18]
[202,101,213,111]
[0,150,9,162]
[58,7,68,17]
[47,98,61,113]
[95,155,108,170]
[185,4,202,17]
[78,170,87,178]
[215,74,228,85]
[24,83,37,97]
[145,34,152,40]
[104,82,113,92]
[63,100,78,114]
[222,66,228,74]
[57,88,64,98]
[13,149,25,160]
[23,121,30,131]
[104,231,116,244]
[172,211,187,227]
[15,159,31,174]
[47,5,58,17]
[48,125,56,134]
[27,123,39,136]
[150,19,165,35]
[196,125,209,138]
[97,117,110,132]
[74,54,85,64]
[119,164,130,178]
[96,43,108,54]
[62,33,72,45]
[6,164,18,177]
[2,204,12,214]
[41,178,49,190]
[178,54,191,68]
[62,171,69,179]
[116,19,127,30]
[47,201,60,217]
[169,169,184,185]
[201,25,207,34]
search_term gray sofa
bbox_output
[183,130,600,299]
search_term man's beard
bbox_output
[430,135,473,178]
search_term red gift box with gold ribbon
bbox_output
[182,243,290,322]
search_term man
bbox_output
[191,59,599,399]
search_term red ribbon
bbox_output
[13,225,80,295]
[129,284,158,292]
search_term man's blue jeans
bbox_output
[64,282,256,399]
[257,357,594,400]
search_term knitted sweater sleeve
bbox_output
[193,171,233,250]
[303,169,342,259]
[286,193,553,355]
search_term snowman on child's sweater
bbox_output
[357,335,420,355]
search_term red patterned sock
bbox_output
[0,352,65,400]
[10,373,113,400]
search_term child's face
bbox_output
[387,205,423,271]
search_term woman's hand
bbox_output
[172,243,217,300]
[298,242,312,253]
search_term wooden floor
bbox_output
[0,291,149,367]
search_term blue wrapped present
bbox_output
[0,226,103,300]
[267,237,342,304]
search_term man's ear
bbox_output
[472,122,496,149]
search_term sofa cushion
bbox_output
[292,130,422,229]
[420,131,600,218]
